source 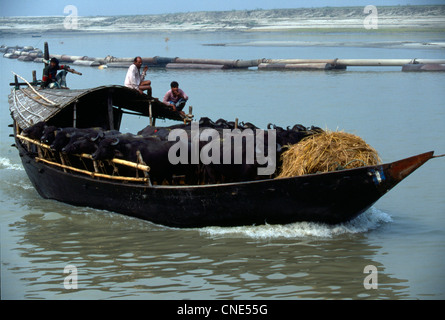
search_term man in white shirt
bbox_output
[124,56,152,96]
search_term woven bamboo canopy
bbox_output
[9,85,183,130]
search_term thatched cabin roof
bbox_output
[9,85,183,130]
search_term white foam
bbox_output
[0,157,24,171]
[199,207,392,239]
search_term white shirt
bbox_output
[124,64,146,90]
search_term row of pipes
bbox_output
[2,44,445,71]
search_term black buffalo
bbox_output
[268,123,324,150]
[61,130,120,155]
[49,127,105,152]
[92,135,181,185]
[199,129,277,184]
[22,121,47,140]
[40,125,59,145]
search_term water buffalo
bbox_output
[199,129,277,184]
[61,130,120,155]
[268,123,324,149]
[91,135,180,185]
[137,122,191,140]
[22,121,47,140]
[40,125,60,145]
[49,127,105,152]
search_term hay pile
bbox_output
[277,130,381,178]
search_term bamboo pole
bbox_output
[17,133,52,149]
[59,152,68,173]
[16,134,151,173]
[136,150,150,179]
[11,72,58,105]
[35,157,149,183]
[80,153,151,173]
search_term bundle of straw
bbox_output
[277,130,381,178]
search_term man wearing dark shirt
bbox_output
[163,81,188,114]
[41,57,70,89]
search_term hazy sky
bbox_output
[1,0,444,16]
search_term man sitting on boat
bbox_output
[41,57,70,89]
[124,56,152,97]
[163,81,188,115]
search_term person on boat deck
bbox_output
[41,57,70,89]
[163,81,188,114]
[124,56,152,97]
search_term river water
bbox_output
[1,29,444,300]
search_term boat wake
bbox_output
[0,157,24,171]
[199,207,392,239]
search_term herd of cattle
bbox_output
[22,118,323,184]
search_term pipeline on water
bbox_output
[2,44,445,72]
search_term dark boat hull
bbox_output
[16,138,434,228]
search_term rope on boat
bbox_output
[11,71,58,106]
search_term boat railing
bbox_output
[16,133,152,185]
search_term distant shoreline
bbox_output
[1,5,445,35]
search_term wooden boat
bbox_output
[8,79,436,228]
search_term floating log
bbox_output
[259,63,334,70]
[402,63,445,72]
[166,63,227,70]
